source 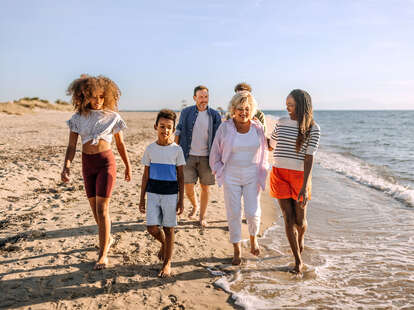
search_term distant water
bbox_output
[214,110,414,309]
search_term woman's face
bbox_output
[286,95,297,120]
[233,101,251,123]
[88,90,105,110]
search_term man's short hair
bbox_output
[234,82,252,93]
[155,109,177,127]
[193,85,209,97]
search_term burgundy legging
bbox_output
[82,149,116,198]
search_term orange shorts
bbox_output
[269,167,311,201]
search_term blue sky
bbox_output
[1,0,413,110]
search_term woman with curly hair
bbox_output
[268,89,321,274]
[61,75,131,270]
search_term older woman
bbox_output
[210,91,268,265]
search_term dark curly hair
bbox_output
[155,109,177,127]
[66,75,121,114]
[288,89,315,153]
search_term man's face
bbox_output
[193,89,209,111]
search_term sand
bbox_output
[0,111,277,309]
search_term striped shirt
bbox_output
[141,142,186,195]
[269,117,320,171]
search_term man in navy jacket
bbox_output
[175,85,222,226]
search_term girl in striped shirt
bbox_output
[268,89,320,274]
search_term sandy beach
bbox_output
[0,110,277,309]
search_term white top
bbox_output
[141,142,186,168]
[189,110,209,156]
[227,126,260,168]
[269,117,320,171]
[67,110,127,145]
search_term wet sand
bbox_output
[0,111,277,309]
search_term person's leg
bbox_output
[147,225,166,261]
[94,196,111,269]
[277,198,303,273]
[199,184,209,226]
[146,193,165,260]
[223,182,243,265]
[185,183,198,217]
[87,197,98,224]
[198,156,215,226]
[183,156,199,218]
[243,182,261,256]
[293,200,308,254]
[159,227,174,277]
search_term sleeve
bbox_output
[209,123,224,174]
[305,123,321,155]
[112,116,127,134]
[176,146,186,166]
[175,109,185,136]
[141,146,151,166]
[269,119,279,149]
[66,114,80,133]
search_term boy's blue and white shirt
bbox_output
[141,142,186,195]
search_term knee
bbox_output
[96,205,108,218]
[147,226,158,235]
[163,227,174,236]
[200,185,209,193]
[296,218,307,230]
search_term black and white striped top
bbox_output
[269,117,320,171]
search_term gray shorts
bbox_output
[184,155,215,185]
[146,192,177,227]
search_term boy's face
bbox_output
[155,117,175,142]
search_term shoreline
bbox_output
[0,111,277,309]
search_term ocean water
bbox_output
[214,110,414,309]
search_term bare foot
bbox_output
[94,256,108,270]
[232,256,242,265]
[292,261,304,274]
[157,244,165,261]
[188,207,198,219]
[158,263,172,278]
[250,239,260,256]
[199,219,208,227]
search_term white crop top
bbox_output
[66,110,127,145]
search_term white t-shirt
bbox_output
[189,110,209,156]
[141,142,186,195]
[227,127,260,168]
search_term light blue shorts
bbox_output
[146,192,178,227]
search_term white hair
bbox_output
[228,91,257,119]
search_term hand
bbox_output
[125,167,131,182]
[176,199,184,215]
[297,186,308,208]
[61,167,70,183]
[139,199,146,213]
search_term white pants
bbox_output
[223,166,261,243]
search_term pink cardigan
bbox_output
[209,119,269,191]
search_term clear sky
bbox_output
[1,0,413,110]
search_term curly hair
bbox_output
[155,109,177,127]
[228,91,257,120]
[66,75,121,114]
[288,89,315,153]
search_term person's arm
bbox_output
[176,165,184,215]
[114,131,132,182]
[139,166,149,213]
[297,155,314,207]
[175,109,185,144]
[209,124,224,174]
[61,131,79,183]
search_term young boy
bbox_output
[139,109,185,277]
